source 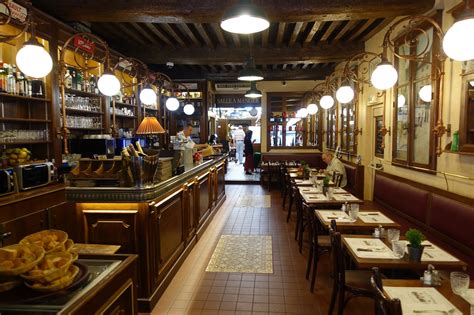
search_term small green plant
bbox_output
[323,176,330,187]
[405,228,425,248]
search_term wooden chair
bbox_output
[306,208,331,292]
[328,226,375,315]
[333,172,343,187]
[371,268,402,315]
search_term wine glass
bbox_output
[387,229,400,242]
[391,240,406,259]
[450,272,470,296]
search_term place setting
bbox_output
[358,211,395,224]
[344,237,399,259]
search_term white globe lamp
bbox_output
[16,40,53,78]
[307,103,318,115]
[320,95,335,109]
[139,87,157,105]
[371,62,398,90]
[443,14,474,61]
[418,85,432,102]
[98,72,121,96]
[397,94,406,108]
[165,97,179,111]
[335,85,355,103]
[183,103,195,115]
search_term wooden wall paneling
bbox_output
[48,201,78,241]
[82,209,139,253]
[196,171,211,228]
[1,210,48,245]
[216,162,226,201]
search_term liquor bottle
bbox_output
[7,64,16,94]
[0,61,5,92]
[69,67,77,90]
[89,75,97,94]
[64,69,72,89]
[76,71,83,91]
[16,70,25,95]
[83,73,90,93]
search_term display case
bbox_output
[0,254,138,315]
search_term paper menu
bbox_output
[358,212,394,224]
[384,286,462,315]
[344,237,397,259]
[332,194,360,202]
[316,210,353,223]
[400,241,460,262]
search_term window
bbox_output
[326,107,337,150]
[392,19,441,171]
[339,91,358,153]
[267,92,322,150]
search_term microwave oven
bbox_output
[14,162,54,191]
[0,168,16,196]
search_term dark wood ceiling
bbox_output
[33,0,435,82]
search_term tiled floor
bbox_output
[146,184,372,315]
[225,161,260,183]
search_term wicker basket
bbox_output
[124,149,160,187]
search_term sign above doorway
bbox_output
[216,94,261,108]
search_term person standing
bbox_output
[321,151,347,187]
[244,130,254,175]
[233,126,245,164]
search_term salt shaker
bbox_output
[373,227,380,238]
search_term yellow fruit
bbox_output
[13,149,21,154]
[18,152,27,159]
[9,154,18,159]
[17,159,26,164]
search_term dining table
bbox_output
[315,209,401,232]
[382,279,473,315]
[342,235,468,271]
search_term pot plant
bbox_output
[405,228,426,261]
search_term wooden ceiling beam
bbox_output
[34,0,435,23]
[232,33,241,47]
[178,23,200,46]
[332,20,358,42]
[359,18,393,42]
[262,27,269,48]
[289,22,304,47]
[276,22,286,46]
[320,21,342,42]
[130,22,158,44]
[124,42,363,64]
[303,21,322,47]
[115,23,147,45]
[211,23,227,47]
[143,23,174,46]
[161,24,186,47]
[194,23,214,47]
[347,18,377,41]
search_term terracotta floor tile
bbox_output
[237,294,253,303]
[252,295,268,303]
[203,301,221,310]
[236,302,252,311]
[252,303,269,312]
[210,286,226,294]
[207,293,224,301]
[219,301,237,311]
[224,286,240,294]
[268,303,286,313]
[222,294,238,302]
[240,281,254,288]
[226,280,241,287]
[253,288,269,296]
[188,300,206,309]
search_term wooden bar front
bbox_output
[65,156,227,312]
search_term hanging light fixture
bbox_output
[443,0,474,61]
[15,9,53,78]
[238,57,264,81]
[397,94,406,108]
[244,81,262,98]
[183,103,195,115]
[371,60,398,90]
[307,103,318,115]
[249,107,258,116]
[296,108,308,118]
[98,70,121,96]
[139,85,157,105]
[320,95,335,109]
[470,80,474,87]
[136,117,165,135]
[165,96,180,111]
[418,85,432,102]
[220,0,270,34]
[335,85,355,103]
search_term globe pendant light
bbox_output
[244,81,262,98]
[418,85,432,102]
[220,0,270,34]
[371,60,398,90]
[296,108,308,118]
[397,94,406,108]
[16,39,53,78]
[335,85,355,104]
[307,103,318,115]
[238,57,264,81]
[183,103,195,115]
[165,96,179,111]
[140,86,157,105]
[98,70,121,96]
[249,107,258,116]
[470,80,474,87]
[443,0,474,61]
[320,95,335,109]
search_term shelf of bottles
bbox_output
[0,25,53,162]
[60,60,105,134]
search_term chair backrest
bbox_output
[329,226,345,285]
[334,172,343,187]
[370,268,403,315]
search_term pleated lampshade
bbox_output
[136,117,165,135]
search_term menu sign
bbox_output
[73,35,96,54]
[0,1,27,23]
[216,94,261,108]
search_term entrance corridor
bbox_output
[147,184,372,315]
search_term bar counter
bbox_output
[65,154,227,312]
